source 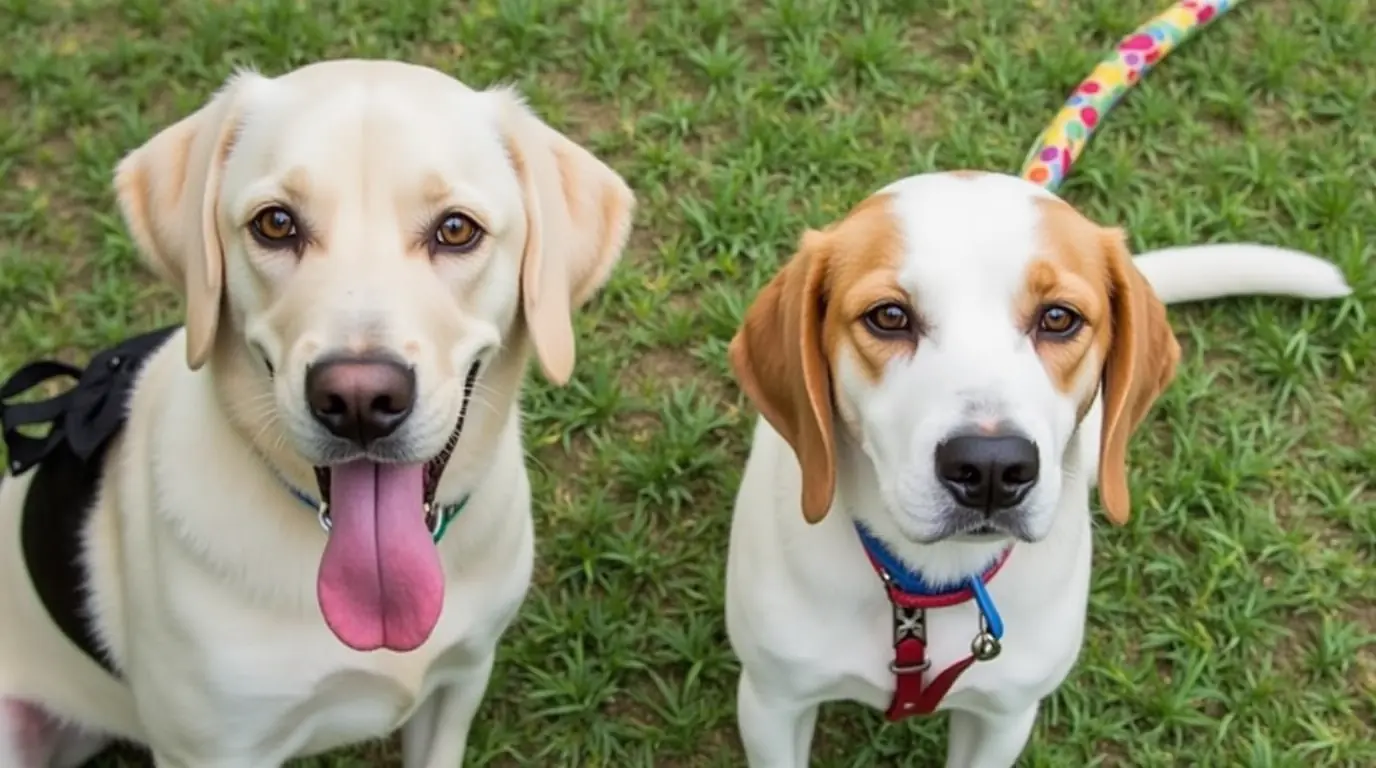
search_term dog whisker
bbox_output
[249,413,286,453]
[469,393,500,419]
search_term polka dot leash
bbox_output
[1020,0,1244,193]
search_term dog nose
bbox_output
[305,356,416,445]
[934,434,1040,511]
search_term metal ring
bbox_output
[424,502,439,535]
[317,502,332,533]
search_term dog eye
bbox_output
[432,213,484,254]
[863,303,912,336]
[249,206,300,247]
[1037,305,1083,338]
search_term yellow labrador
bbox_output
[0,59,633,767]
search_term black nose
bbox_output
[934,434,1040,512]
[305,355,416,446]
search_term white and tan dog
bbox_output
[724,171,1350,768]
[0,59,633,766]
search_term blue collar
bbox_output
[854,522,1010,638]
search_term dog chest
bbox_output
[129,615,473,758]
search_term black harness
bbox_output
[0,325,180,678]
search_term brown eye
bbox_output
[433,212,484,253]
[1037,305,1083,338]
[863,303,912,336]
[250,206,299,247]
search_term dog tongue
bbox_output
[316,460,444,652]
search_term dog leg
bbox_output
[736,671,819,768]
[400,693,440,766]
[401,654,496,768]
[1,698,112,768]
[944,704,1039,768]
[1,698,59,767]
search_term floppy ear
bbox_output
[728,232,836,524]
[1097,228,1181,525]
[113,72,257,371]
[496,89,636,386]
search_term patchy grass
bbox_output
[2,0,1373,765]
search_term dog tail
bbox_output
[1132,244,1352,305]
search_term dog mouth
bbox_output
[957,518,1032,542]
[925,508,1034,543]
[311,361,480,655]
[311,361,481,533]
[962,523,1000,537]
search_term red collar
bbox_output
[865,545,1012,610]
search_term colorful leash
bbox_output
[1019,0,1245,193]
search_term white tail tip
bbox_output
[1133,244,1353,305]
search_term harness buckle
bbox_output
[889,659,932,675]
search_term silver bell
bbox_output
[971,632,1001,661]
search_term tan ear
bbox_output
[728,232,836,523]
[113,72,256,370]
[497,89,636,386]
[1097,228,1182,525]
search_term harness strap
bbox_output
[1,326,182,679]
[0,361,81,474]
[889,630,979,719]
[882,585,1005,720]
[855,525,1011,721]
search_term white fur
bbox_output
[726,172,1351,767]
[1134,243,1352,303]
[0,60,632,767]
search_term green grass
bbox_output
[1,0,1373,765]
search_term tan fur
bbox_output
[1096,227,1180,525]
[819,195,911,384]
[499,89,636,385]
[113,75,249,370]
[728,194,906,523]
[1028,199,1179,523]
[729,230,836,524]
[1025,199,1112,402]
